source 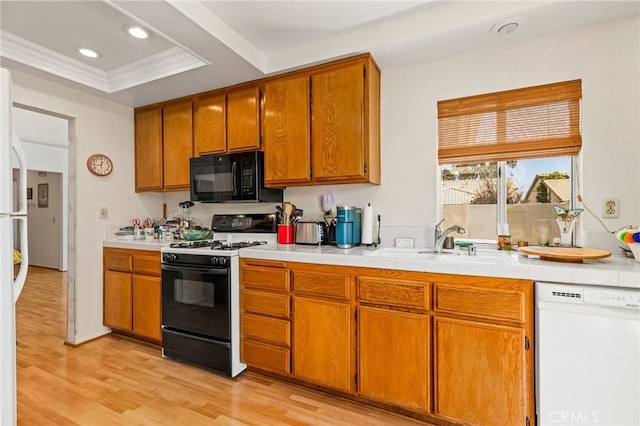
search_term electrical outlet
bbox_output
[602,198,619,218]
[395,238,415,248]
[99,206,108,219]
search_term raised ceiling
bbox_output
[0,1,638,107]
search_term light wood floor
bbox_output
[16,266,427,425]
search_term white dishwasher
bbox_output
[536,282,640,426]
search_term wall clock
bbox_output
[87,153,113,176]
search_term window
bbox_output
[438,80,581,245]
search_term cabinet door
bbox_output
[242,339,290,375]
[163,100,193,190]
[263,75,311,185]
[194,94,226,155]
[433,316,528,426]
[292,296,352,391]
[227,86,260,152]
[135,107,163,191]
[104,250,132,273]
[103,270,132,331]
[311,62,365,182]
[358,306,429,411]
[132,275,161,342]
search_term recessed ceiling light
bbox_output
[490,21,519,36]
[127,26,149,40]
[78,48,99,58]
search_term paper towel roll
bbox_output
[361,203,373,245]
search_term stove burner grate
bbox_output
[169,240,219,249]
[211,241,268,250]
[168,240,268,250]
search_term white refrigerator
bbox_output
[1,68,29,425]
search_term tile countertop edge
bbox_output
[103,238,169,252]
[239,245,640,289]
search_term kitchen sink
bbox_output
[367,247,520,264]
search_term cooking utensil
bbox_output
[283,202,295,225]
[291,209,303,225]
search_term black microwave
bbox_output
[189,151,283,203]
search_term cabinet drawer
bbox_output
[104,251,132,272]
[242,340,290,374]
[242,266,290,292]
[434,284,525,323]
[358,277,429,310]
[242,289,290,318]
[242,313,290,346]
[133,254,161,277]
[292,270,349,300]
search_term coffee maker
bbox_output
[336,205,361,248]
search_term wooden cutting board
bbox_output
[518,247,611,263]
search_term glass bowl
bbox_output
[181,229,212,241]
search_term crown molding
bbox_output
[107,47,208,92]
[1,31,208,93]
[1,31,110,91]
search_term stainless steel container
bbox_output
[295,222,325,245]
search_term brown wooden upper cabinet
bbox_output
[263,54,380,187]
[162,100,193,190]
[134,106,163,191]
[227,85,261,152]
[263,74,311,185]
[134,100,193,192]
[135,53,380,191]
[193,93,226,155]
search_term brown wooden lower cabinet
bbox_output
[292,296,352,391]
[103,248,161,344]
[241,339,290,374]
[104,270,132,330]
[240,259,292,375]
[240,259,534,426]
[132,274,162,341]
[433,317,527,426]
[358,306,429,411]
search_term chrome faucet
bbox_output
[434,219,466,254]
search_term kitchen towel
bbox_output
[361,203,373,245]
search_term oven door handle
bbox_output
[161,264,229,275]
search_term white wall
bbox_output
[6,15,639,344]
[285,16,640,252]
[9,70,164,344]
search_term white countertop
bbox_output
[102,237,640,289]
[239,243,640,289]
[103,237,169,251]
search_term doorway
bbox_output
[12,105,74,342]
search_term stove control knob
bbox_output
[162,253,177,263]
[211,257,227,266]
[219,257,228,267]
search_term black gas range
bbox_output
[160,213,276,377]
